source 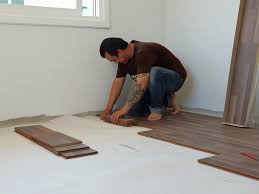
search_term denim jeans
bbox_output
[128,66,185,117]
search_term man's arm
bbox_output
[126,73,149,110]
[111,73,149,123]
[104,77,126,114]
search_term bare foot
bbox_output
[148,112,162,121]
[172,104,181,114]
[171,94,181,114]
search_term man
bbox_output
[99,37,186,124]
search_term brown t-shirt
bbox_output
[116,40,187,80]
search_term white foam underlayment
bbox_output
[0,115,259,194]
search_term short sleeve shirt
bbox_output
[116,40,187,81]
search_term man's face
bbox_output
[104,50,129,64]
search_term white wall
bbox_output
[0,0,243,120]
[165,0,240,112]
[0,0,165,121]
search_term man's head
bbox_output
[100,37,132,64]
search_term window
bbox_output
[0,1,77,9]
[0,0,110,28]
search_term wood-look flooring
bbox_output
[224,0,259,126]
[136,112,259,180]
[15,125,98,159]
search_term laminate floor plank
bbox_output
[60,148,98,159]
[15,125,97,159]
[15,125,82,148]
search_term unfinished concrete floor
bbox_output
[0,115,259,194]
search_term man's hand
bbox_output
[100,109,112,120]
[111,105,129,124]
[101,77,126,120]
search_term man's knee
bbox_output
[149,66,162,86]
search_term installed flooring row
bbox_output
[136,112,259,180]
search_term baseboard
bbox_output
[0,114,61,128]
[75,108,224,119]
[73,111,103,118]
[181,107,223,118]
[0,108,224,128]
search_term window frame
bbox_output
[0,0,110,28]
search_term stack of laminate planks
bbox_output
[15,125,98,159]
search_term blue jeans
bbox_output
[128,66,185,117]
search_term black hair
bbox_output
[99,37,128,58]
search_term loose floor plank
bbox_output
[54,144,89,153]
[60,148,98,159]
[15,125,82,148]
[101,115,136,127]
[15,125,97,159]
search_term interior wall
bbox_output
[0,0,244,120]
[165,0,240,112]
[0,0,165,121]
